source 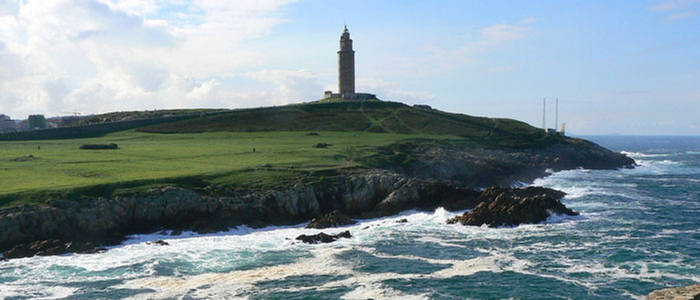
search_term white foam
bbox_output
[4,195,698,300]
[544,213,585,224]
[0,284,77,300]
[621,151,669,158]
[338,280,430,300]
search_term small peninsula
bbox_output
[0,100,634,259]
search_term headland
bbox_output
[0,100,634,259]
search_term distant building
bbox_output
[48,115,81,127]
[16,120,29,131]
[0,114,16,132]
[323,26,377,101]
[28,114,47,129]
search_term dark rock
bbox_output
[306,210,356,229]
[147,240,169,246]
[1,239,102,259]
[447,186,577,227]
[313,143,332,148]
[10,155,38,162]
[79,143,118,150]
[396,218,408,223]
[296,230,352,244]
[646,284,700,300]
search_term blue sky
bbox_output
[0,0,698,134]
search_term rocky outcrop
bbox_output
[306,210,356,229]
[447,187,577,227]
[646,285,700,300]
[367,138,635,187]
[147,240,169,246]
[2,239,106,260]
[296,231,352,244]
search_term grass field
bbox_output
[0,130,449,206]
[137,101,553,148]
[0,101,561,207]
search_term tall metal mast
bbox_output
[555,98,558,132]
[542,98,546,131]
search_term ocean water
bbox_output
[1,136,698,300]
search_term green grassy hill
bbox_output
[72,108,229,126]
[0,130,452,207]
[139,101,553,148]
[0,101,564,208]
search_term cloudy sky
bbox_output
[0,0,698,135]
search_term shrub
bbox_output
[313,143,332,148]
[79,143,119,150]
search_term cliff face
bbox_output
[0,171,478,256]
[364,137,635,187]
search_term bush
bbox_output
[313,143,332,148]
[79,143,119,150]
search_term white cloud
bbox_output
[648,0,700,21]
[245,69,324,104]
[666,10,697,20]
[407,18,535,76]
[474,23,530,46]
[0,0,297,118]
[649,0,700,11]
[519,17,537,24]
[356,77,435,105]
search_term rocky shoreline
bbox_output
[0,140,635,260]
[646,284,700,300]
[447,186,577,227]
[0,172,583,260]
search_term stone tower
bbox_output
[338,25,355,95]
[322,26,375,100]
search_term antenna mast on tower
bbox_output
[542,98,546,131]
[555,98,559,132]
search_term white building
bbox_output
[0,114,16,132]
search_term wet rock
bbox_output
[147,240,169,246]
[306,210,356,229]
[646,284,700,300]
[1,239,104,259]
[447,186,577,227]
[396,218,408,223]
[296,231,352,244]
[79,247,107,254]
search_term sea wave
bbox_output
[621,151,669,158]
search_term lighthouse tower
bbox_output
[338,25,355,95]
[322,26,376,101]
